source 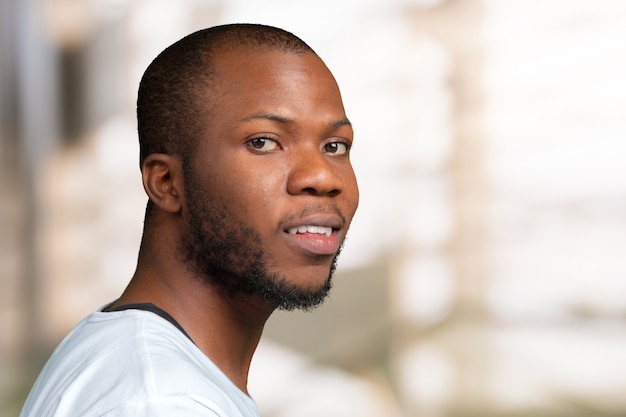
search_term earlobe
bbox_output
[142,154,183,214]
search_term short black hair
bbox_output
[136,23,315,168]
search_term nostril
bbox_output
[300,187,341,197]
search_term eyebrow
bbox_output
[241,112,290,124]
[330,117,353,129]
[240,112,352,129]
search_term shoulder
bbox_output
[20,309,259,417]
[100,395,236,417]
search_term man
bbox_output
[20,23,359,417]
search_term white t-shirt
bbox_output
[19,305,260,417]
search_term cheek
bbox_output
[247,158,288,189]
[342,169,360,214]
[221,163,287,214]
[344,192,359,226]
[258,171,286,193]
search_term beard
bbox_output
[178,165,340,311]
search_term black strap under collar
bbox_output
[106,303,194,343]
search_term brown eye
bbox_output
[323,141,349,155]
[248,137,280,152]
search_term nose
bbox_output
[286,149,344,197]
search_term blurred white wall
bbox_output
[2,0,626,416]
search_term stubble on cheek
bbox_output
[179,165,339,310]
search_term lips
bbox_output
[282,213,344,256]
[287,225,333,237]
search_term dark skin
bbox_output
[107,47,359,394]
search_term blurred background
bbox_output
[2,0,626,416]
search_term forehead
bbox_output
[210,46,341,104]
[212,44,322,74]
[192,46,348,142]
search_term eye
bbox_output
[323,141,350,156]
[247,137,280,152]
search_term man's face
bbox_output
[179,47,359,311]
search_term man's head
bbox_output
[137,24,314,168]
[136,24,359,311]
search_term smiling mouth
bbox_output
[286,225,333,237]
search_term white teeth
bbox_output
[287,225,333,237]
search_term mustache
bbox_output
[280,204,346,225]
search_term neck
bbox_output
[109,246,274,394]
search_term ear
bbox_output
[142,154,183,214]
